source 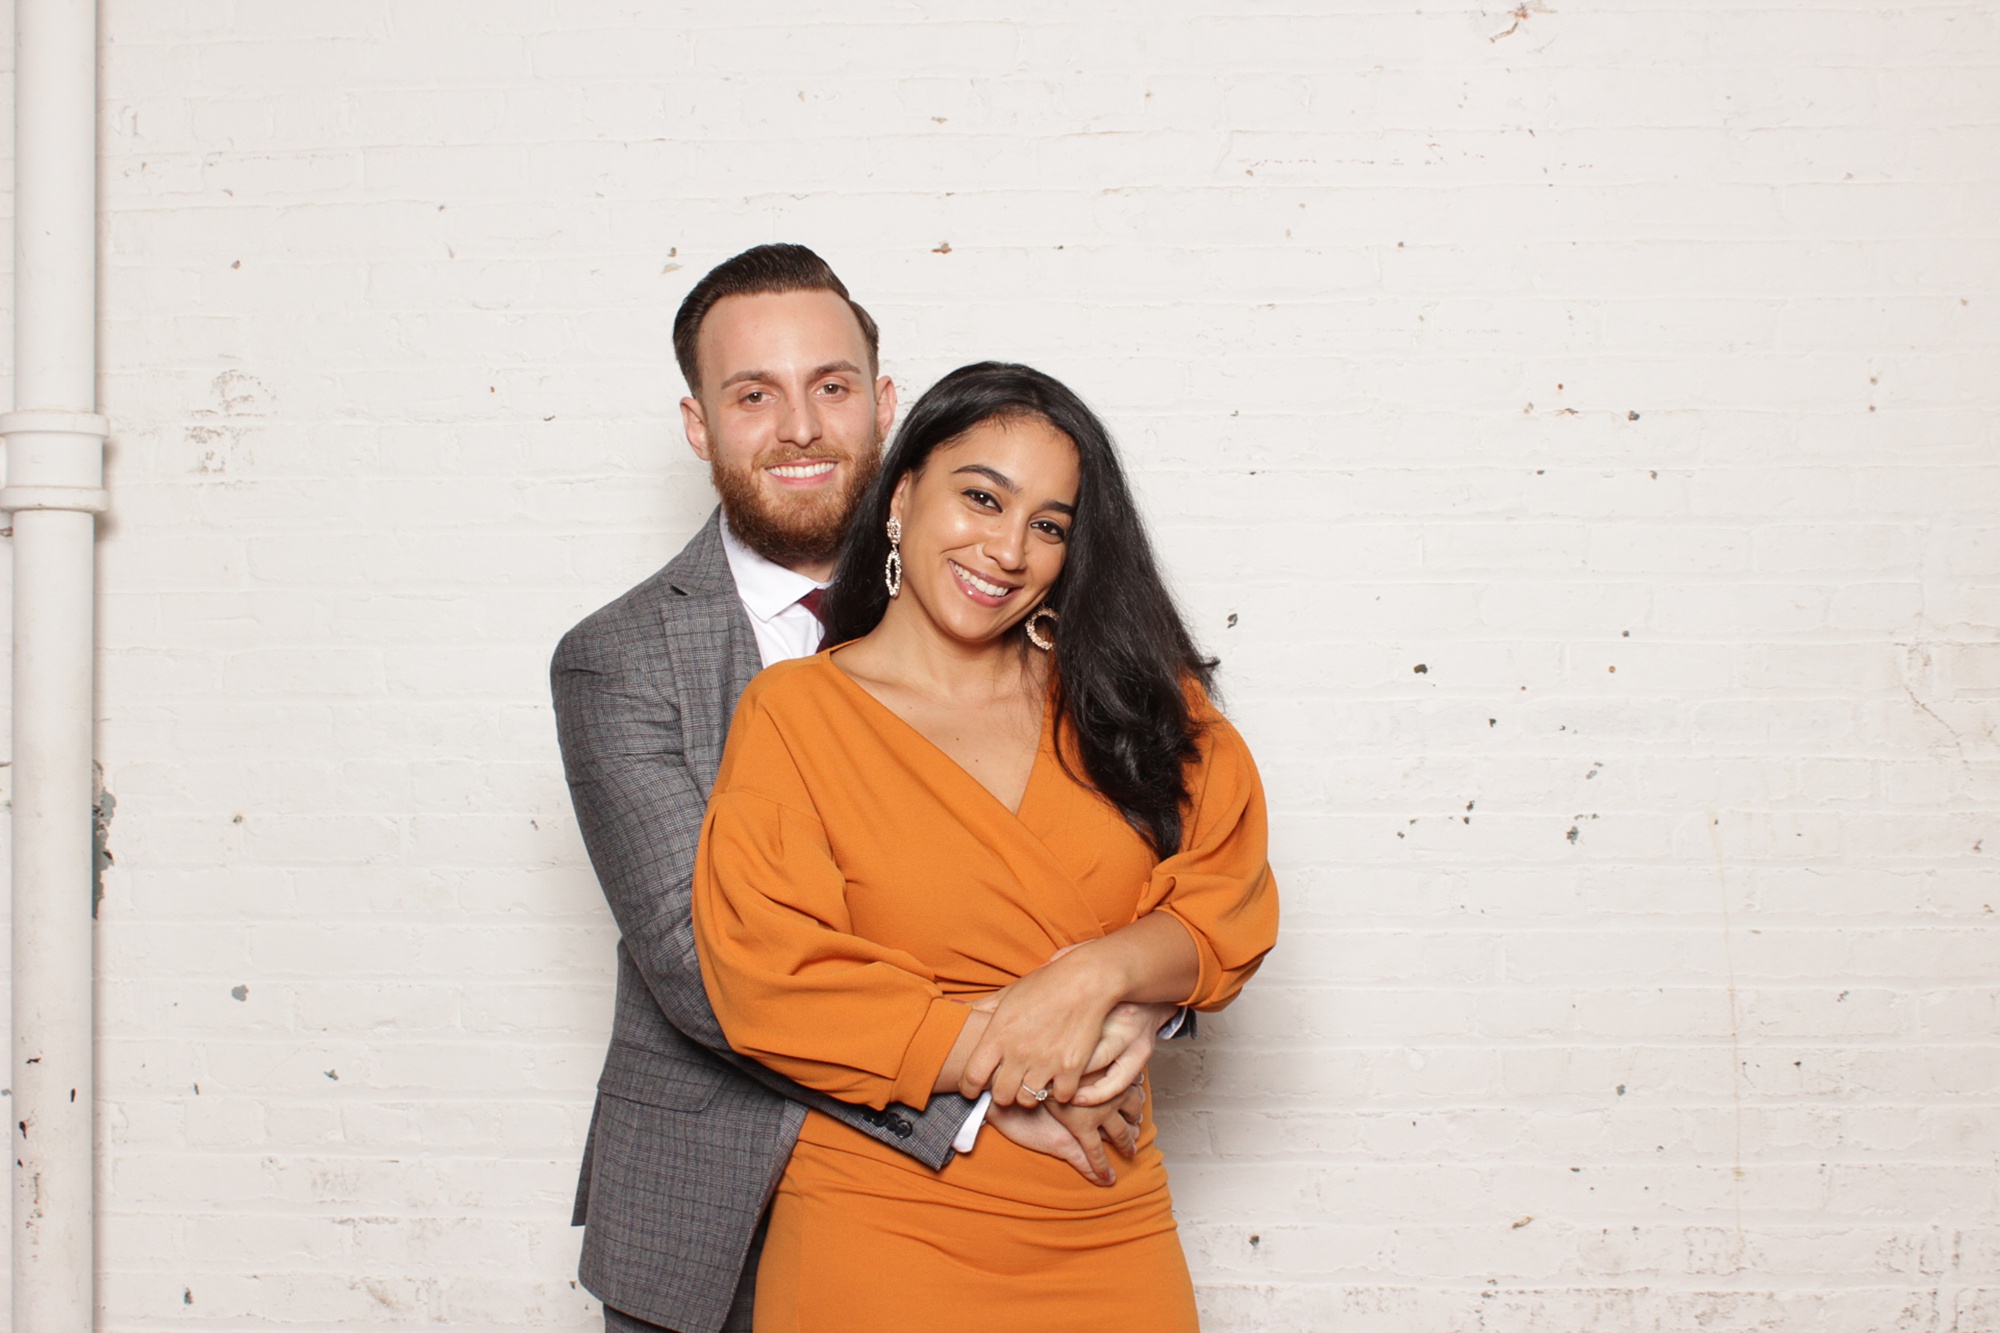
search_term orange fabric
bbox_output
[692,652,1278,1326]
[757,1096,1199,1333]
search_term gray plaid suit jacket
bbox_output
[553,509,976,1333]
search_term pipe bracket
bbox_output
[1,410,110,513]
[0,410,110,438]
[0,484,108,514]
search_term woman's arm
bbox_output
[935,1007,990,1094]
[957,711,1280,1107]
[695,692,976,1112]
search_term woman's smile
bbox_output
[947,559,1018,605]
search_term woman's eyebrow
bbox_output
[952,464,1018,492]
[952,464,1075,516]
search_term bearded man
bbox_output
[551,245,1169,1333]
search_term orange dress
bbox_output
[693,653,1278,1333]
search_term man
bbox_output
[553,245,1166,1333]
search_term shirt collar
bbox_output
[717,511,828,623]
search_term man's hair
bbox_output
[671,243,881,395]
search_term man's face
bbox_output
[681,290,896,574]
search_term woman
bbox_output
[692,362,1278,1330]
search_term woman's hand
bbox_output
[959,915,1198,1107]
[986,1082,1146,1186]
[946,992,1174,1109]
[961,944,1123,1107]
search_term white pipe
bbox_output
[5,0,107,1326]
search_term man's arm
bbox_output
[552,618,975,1168]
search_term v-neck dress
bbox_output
[692,652,1278,1332]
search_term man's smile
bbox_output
[765,459,838,485]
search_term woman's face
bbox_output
[887,414,1081,648]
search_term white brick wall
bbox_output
[0,1,1994,1327]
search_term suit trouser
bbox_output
[603,1213,764,1333]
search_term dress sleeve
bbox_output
[692,692,969,1112]
[1139,700,1280,1011]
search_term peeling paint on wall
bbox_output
[91,762,116,920]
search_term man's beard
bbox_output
[711,445,881,569]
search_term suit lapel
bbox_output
[661,594,758,795]
[658,509,763,794]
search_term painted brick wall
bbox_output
[0,1,1995,1328]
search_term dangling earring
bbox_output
[883,517,903,598]
[1024,605,1059,651]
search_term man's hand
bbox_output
[985,1082,1146,1186]
[1069,1001,1177,1106]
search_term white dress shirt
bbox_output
[716,512,1179,1153]
[717,514,831,668]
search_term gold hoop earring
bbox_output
[1024,605,1059,651]
[883,517,903,598]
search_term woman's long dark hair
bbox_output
[821,361,1216,857]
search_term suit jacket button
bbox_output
[894,1120,913,1138]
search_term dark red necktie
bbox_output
[798,589,828,649]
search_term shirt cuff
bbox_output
[951,1090,993,1153]
[1158,1007,1189,1039]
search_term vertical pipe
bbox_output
[4,0,107,1326]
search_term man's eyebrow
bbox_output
[715,360,864,392]
[953,464,1076,516]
